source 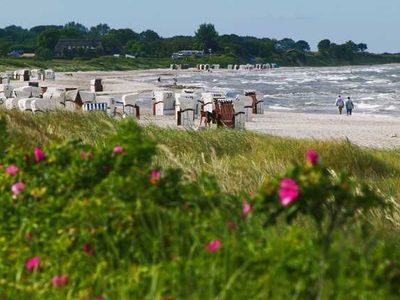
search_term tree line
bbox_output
[0,22,368,62]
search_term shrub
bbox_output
[0,118,397,299]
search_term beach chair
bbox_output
[64,90,82,111]
[18,98,37,112]
[245,91,264,114]
[236,95,254,122]
[83,102,108,112]
[96,96,116,116]
[152,91,175,116]
[90,79,103,92]
[215,99,235,128]
[122,93,140,119]
[0,84,13,98]
[31,99,61,113]
[79,91,97,104]
[5,98,19,110]
[44,69,55,80]
[176,95,196,127]
[233,97,247,129]
[13,86,30,98]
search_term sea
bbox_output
[168,64,400,116]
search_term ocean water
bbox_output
[172,64,400,116]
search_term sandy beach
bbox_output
[7,69,400,149]
[138,111,400,149]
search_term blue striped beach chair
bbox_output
[83,102,108,112]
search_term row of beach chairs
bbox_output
[1,83,264,130]
[152,90,264,129]
[0,84,141,118]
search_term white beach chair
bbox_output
[5,98,19,110]
[0,84,13,98]
[44,69,55,80]
[177,96,196,127]
[233,97,248,129]
[31,99,61,113]
[122,93,140,118]
[152,91,175,116]
[64,90,80,111]
[13,86,32,98]
[236,95,254,122]
[18,98,37,111]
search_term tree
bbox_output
[35,47,53,60]
[195,23,219,52]
[64,22,88,33]
[277,38,296,51]
[358,43,368,52]
[317,39,331,52]
[89,24,110,38]
[294,40,311,52]
[37,28,61,51]
[140,30,160,42]
[344,40,359,53]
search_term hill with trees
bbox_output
[1,22,400,68]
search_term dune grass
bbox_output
[1,109,400,299]
[3,109,400,197]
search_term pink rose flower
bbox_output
[113,146,124,154]
[11,181,26,198]
[242,200,253,216]
[51,275,68,288]
[150,169,161,185]
[206,240,222,252]
[306,149,319,166]
[25,256,40,271]
[279,178,300,207]
[34,147,46,162]
[6,165,19,175]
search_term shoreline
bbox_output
[4,68,400,149]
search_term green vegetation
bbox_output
[2,22,400,70]
[0,109,400,299]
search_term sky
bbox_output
[0,0,398,53]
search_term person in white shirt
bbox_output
[335,95,344,115]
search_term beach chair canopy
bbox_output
[79,91,96,103]
[31,98,61,112]
[178,94,196,111]
[153,91,175,110]
[122,93,140,106]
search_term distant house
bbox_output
[171,50,204,60]
[54,39,103,58]
[21,53,36,58]
[8,49,25,58]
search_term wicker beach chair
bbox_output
[122,93,140,119]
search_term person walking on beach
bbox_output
[345,96,354,116]
[335,95,344,115]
